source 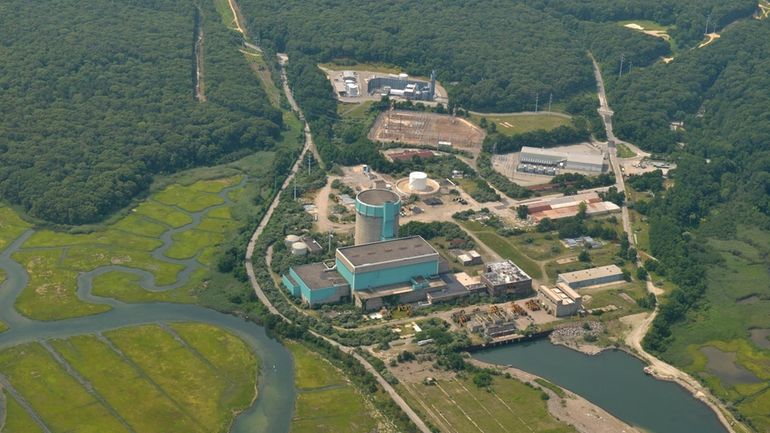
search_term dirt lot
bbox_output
[369,111,486,154]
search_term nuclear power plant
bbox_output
[282,186,454,309]
[354,189,401,245]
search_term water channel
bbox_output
[0,180,295,433]
[474,340,728,433]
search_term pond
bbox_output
[473,340,728,433]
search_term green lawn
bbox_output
[461,221,543,279]
[287,341,378,433]
[400,375,576,433]
[470,113,571,136]
[616,142,636,158]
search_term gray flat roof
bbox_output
[337,236,438,268]
[357,189,400,206]
[293,263,349,291]
[558,265,623,284]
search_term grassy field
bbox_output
[0,205,31,250]
[6,152,286,320]
[399,374,577,433]
[0,323,258,433]
[2,390,44,433]
[617,20,671,31]
[320,61,402,74]
[7,169,257,320]
[338,101,375,120]
[659,226,770,431]
[0,343,130,433]
[287,341,379,433]
[470,113,571,136]
[616,142,636,158]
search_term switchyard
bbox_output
[369,110,486,153]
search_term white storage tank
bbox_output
[284,234,301,248]
[291,242,308,256]
[399,73,409,80]
[409,171,428,191]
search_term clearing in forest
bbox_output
[369,110,486,154]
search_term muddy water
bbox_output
[0,180,295,433]
[750,329,770,350]
[700,346,762,386]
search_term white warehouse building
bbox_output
[519,146,606,173]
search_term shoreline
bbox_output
[547,333,739,433]
[470,358,641,433]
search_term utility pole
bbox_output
[328,230,333,253]
[534,93,539,113]
[293,182,297,201]
[705,13,711,35]
[548,93,553,113]
[618,54,625,79]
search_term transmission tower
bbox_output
[618,54,625,79]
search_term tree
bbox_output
[578,249,591,262]
[473,372,493,388]
[537,218,554,232]
[517,205,529,220]
[636,267,649,281]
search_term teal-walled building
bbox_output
[282,236,444,309]
[281,263,350,306]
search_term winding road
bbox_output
[243,52,434,433]
[590,53,744,433]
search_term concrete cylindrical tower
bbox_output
[355,189,401,245]
[408,171,428,191]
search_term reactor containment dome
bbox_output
[355,189,401,245]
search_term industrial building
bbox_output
[282,235,449,309]
[520,191,621,222]
[558,264,625,289]
[457,250,482,266]
[518,146,606,174]
[354,189,401,245]
[481,260,533,297]
[537,283,582,317]
[367,71,436,101]
[282,262,351,306]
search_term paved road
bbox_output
[590,55,633,244]
[591,53,744,433]
[242,51,432,433]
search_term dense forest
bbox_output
[612,18,770,408]
[533,0,757,48]
[0,0,281,224]
[240,0,595,112]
